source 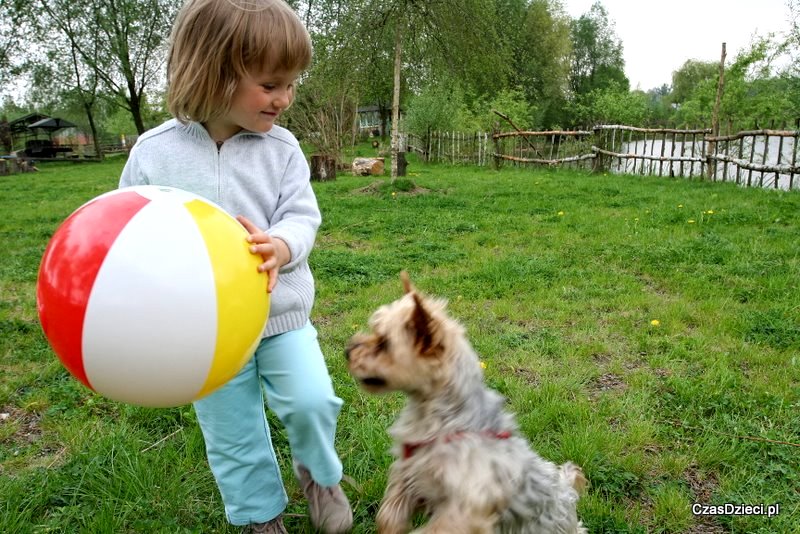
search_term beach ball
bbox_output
[36,185,269,408]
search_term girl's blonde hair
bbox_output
[167,0,312,123]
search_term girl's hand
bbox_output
[236,215,290,293]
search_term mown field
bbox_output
[1,155,798,533]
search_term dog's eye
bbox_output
[375,337,389,352]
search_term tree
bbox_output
[569,1,628,98]
[30,0,180,135]
[670,60,717,105]
[569,83,648,126]
[0,0,28,87]
[285,45,360,161]
[286,0,374,168]
[403,80,470,136]
[720,38,797,128]
[644,84,673,125]
[790,0,800,61]
[480,88,533,131]
[356,0,509,179]
[674,39,797,129]
[514,0,572,128]
[781,0,800,121]
[27,1,107,158]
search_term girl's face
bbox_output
[205,66,300,141]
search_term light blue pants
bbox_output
[193,322,344,526]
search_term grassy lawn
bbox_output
[1,155,798,533]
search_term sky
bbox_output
[563,0,794,91]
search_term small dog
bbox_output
[346,272,587,534]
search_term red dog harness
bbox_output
[402,430,513,459]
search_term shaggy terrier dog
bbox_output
[345,273,587,534]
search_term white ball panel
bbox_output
[82,199,218,407]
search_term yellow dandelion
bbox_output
[650,319,660,327]
[688,219,696,224]
[678,204,684,208]
[352,324,359,330]
[391,191,397,198]
[634,217,639,221]
[558,211,565,216]
[706,210,714,214]
[479,361,487,369]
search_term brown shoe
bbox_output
[294,461,353,533]
[242,515,287,534]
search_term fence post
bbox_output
[492,123,502,170]
[791,119,799,189]
[424,126,431,163]
[593,126,607,173]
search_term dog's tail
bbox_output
[559,462,588,494]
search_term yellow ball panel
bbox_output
[185,199,270,398]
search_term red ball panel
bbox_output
[37,190,151,388]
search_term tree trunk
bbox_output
[310,154,337,181]
[390,21,403,182]
[84,102,104,161]
[379,103,390,140]
[128,85,146,135]
[396,151,407,176]
[352,157,385,176]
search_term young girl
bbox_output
[119,1,352,532]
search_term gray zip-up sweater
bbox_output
[119,119,320,337]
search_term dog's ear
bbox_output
[401,272,442,357]
[400,270,414,294]
[409,293,438,357]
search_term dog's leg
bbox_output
[376,480,417,534]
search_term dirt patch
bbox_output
[352,181,382,194]
[0,405,42,445]
[587,373,627,399]
[1,405,70,472]
[591,352,613,365]
[685,466,718,506]
[685,520,727,534]
[512,366,540,387]
[684,466,726,534]
[653,367,672,378]
[353,180,432,196]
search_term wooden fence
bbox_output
[405,125,800,190]
[593,125,710,179]
[405,131,494,166]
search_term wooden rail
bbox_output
[592,147,704,163]
[492,153,596,165]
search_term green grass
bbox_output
[1,156,799,533]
